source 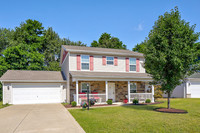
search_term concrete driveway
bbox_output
[0,104,85,133]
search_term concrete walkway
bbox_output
[0,104,85,133]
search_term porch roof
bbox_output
[70,71,152,81]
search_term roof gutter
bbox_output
[71,75,151,79]
[63,48,144,57]
[0,80,67,83]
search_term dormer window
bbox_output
[81,55,89,70]
[106,56,114,65]
[130,58,136,71]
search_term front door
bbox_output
[108,83,115,102]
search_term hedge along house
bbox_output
[0,45,154,105]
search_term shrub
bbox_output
[81,101,88,108]
[145,99,151,103]
[154,85,163,99]
[71,101,77,107]
[89,98,96,106]
[133,99,139,104]
[106,99,112,105]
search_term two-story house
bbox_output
[0,45,154,105]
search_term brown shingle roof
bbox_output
[0,70,66,82]
[63,45,143,57]
[70,71,151,79]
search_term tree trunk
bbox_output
[167,92,170,109]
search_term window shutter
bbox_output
[77,55,81,70]
[136,58,140,72]
[90,56,94,71]
[126,58,129,72]
[114,57,118,66]
[102,56,106,65]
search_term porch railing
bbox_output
[73,94,106,104]
[130,93,152,102]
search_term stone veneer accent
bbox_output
[113,81,128,102]
[70,75,106,102]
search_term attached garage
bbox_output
[188,82,200,98]
[0,70,67,104]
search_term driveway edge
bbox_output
[63,107,85,133]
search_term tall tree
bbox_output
[91,32,126,49]
[43,27,61,64]
[0,19,45,73]
[0,44,44,71]
[0,28,16,54]
[132,40,147,53]
[144,7,200,109]
[13,19,45,52]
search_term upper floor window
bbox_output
[129,58,136,71]
[106,56,114,65]
[130,83,137,93]
[81,55,89,70]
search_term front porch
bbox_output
[72,80,154,105]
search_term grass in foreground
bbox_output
[0,101,10,109]
[69,99,200,133]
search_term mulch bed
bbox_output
[64,104,117,109]
[154,108,188,114]
[124,102,163,106]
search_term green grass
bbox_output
[0,101,10,109]
[69,99,200,133]
[62,102,69,106]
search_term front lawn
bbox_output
[69,99,200,133]
[0,101,10,109]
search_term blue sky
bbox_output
[0,0,200,50]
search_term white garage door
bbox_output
[190,83,200,98]
[12,83,61,104]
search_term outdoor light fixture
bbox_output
[7,86,10,90]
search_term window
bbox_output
[81,55,89,70]
[130,83,137,93]
[81,83,90,93]
[106,56,114,65]
[129,58,136,71]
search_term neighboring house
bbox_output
[0,45,154,105]
[163,73,200,98]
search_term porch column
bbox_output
[106,81,108,101]
[76,80,79,105]
[152,85,154,103]
[128,81,130,103]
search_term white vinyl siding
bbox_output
[81,55,89,70]
[130,58,136,71]
[69,54,146,73]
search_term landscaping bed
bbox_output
[124,101,163,106]
[154,108,188,114]
[64,104,118,109]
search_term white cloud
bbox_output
[136,23,144,31]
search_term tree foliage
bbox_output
[132,40,147,53]
[45,61,61,71]
[43,27,61,64]
[0,28,15,54]
[91,32,126,49]
[143,7,200,108]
